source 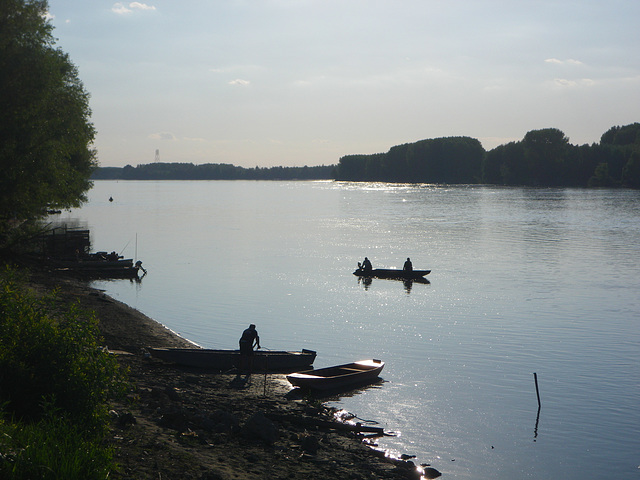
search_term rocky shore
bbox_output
[26,270,440,480]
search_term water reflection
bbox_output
[286,378,386,400]
[533,404,541,441]
[357,276,430,293]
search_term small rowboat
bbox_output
[48,255,144,279]
[353,268,430,280]
[287,359,384,391]
[148,347,316,372]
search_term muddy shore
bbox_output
[25,269,439,480]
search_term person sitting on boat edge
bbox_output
[361,257,373,274]
[239,324,260,374]
[403,257,413,272]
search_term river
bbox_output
[55,180,640,479]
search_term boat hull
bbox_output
[148,347,317,372]
[48,258,141,278]
[353,268,430,279]
[287,359,384,391]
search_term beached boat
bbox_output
[353,267,431,279]
[286,359,385,391]
[47,252,145,279]
[148,347,317,372]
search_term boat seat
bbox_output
[339,367,365,372]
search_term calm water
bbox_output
[57,181,640,479]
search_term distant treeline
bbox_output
[92,123,640,188]
[335,123,640,188]
[92,163,335,181]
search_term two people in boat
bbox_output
[239,323,260,373]
[358,256,413,273]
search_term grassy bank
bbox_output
[0,266,125,479]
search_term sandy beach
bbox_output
[25,269,436,480]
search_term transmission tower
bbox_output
[155,149,160,162]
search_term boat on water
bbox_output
[353,267,431,280]
[287,359,385,391]
[49,258,143,278]
[148,347,317,372]
[47,252,145,279]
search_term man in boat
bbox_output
[239,324,260,374]
[361,257,373,274]
[403,257,413,272]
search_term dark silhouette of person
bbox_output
[362,257,373,274]
[239,324,260,373]
[403,257,413,272]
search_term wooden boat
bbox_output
[287,359,385,391]
[148,347,317,372]
[353,267,431,279]
[47,253,144,279]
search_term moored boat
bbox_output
[353,267,430,279]
[286,359,385,391]
[148,347,317,372]
[47,252,145,279]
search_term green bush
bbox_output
[0,267,125,428]
[0,405,114,480]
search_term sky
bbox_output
[46,0,640,168]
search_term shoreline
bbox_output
[26,268,435,480]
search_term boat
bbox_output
[286,359,385,391]
[147,347,317,372]
[47,252,145,279]
[353,267,431,280]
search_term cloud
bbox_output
[112,2,156,15]
[228,79,251,86]
[112,3,130,14]
[149,132,176,140]
[545,58,584,66]
[130,2,156,10]
[554,78,577,87]
[552,78,595,88]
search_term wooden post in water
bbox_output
[533,372,541,440]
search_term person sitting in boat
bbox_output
[239,324,260,374]
[403,257,413,272]
[361,257,373,274]
[107,251,119,261]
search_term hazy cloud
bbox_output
[130,2,156,10]
[112,2,156,15]
[552,78,594,88]
[545,58,584,66]
[149,132,176,141]
[228,79,251,86]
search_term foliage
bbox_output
[0,0,96,228]
[0,267,125,428]
[600,123,640,147]
[335,136,484,183]
[92,162,335,180]
[332,124,640,188]
[0,404,114,480]
[621,152,640,188]
[482,125,640,188]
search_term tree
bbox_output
[600,123,640,147]
[0,0,96,231]
[522,128,570,185]
[622,152,640,188]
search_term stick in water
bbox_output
[533,372,541,408]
